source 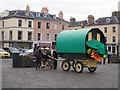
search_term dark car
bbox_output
[20,49,35,59]
[3,47,20,56]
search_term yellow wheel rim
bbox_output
[63,62,69,70]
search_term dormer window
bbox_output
[106,18,111,24]
[53,14,56,19]
[36,12,40,17]
[80,23,84,28]
[94,20,98,24]
[43,13,47,18]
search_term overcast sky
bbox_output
[0,0,119,21]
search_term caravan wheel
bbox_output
[61,60,70,71]
[74,62,83,73]
[88,67,97,72]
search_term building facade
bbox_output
[33,7,68,49]
[0,8,34,49]
[68,12,120,54]
[0,6,68,49]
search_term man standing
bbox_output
[34,47,43,70]
[53,50,58,69]
[103,54,107,64]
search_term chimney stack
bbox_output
[25,5,30,15]
[87,15,94,24]
[112,11,120,16]
[70,17,76,22]
[26,5,30,12]
[41,7,48,14]
[58,11,63,19]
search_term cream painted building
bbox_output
[69,12,120,54]
[0,6,34,48]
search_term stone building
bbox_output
[0,5,68,49]
[0,6,34,48]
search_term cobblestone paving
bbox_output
[2,59,119,88]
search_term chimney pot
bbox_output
[41,7,49,14]
[70,17,76,22]
[58,11,63,19]
[26,5,30,11]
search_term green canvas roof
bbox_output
[56,28,91,53]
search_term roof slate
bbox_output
[1,10,68,22]
[69,16,120,27]
[69,20,87,27]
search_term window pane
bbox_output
[92,32,97,40]
[18,31,22,40]
[2,31,4,40]
[37,33,41,40]
[62,25,65,30]
[28,21,32,27]
[108,46,111,52]
[112,46,115,53]
[28,32,32,40]
[9,31,12,40]
[38,22,41,28]
[54,34,57,41]
[54,24,58,30]
[112,36,116,42]
[104,27,107,33]
[112,27,116,33]
[46,33,50,41]
[46,23,50,29]
[2,21,4,28]
[105,37,107,42]
[18,20,22,27]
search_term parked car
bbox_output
[19,48,29,53]
[3,47,20,56]
[20,49,35,59]
[0,48,10,58]
[109,54,120,63]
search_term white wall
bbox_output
[0,17,34,41]
[3,18,33,28]
[2,28,33,41]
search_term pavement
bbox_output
[1,58,119,89]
